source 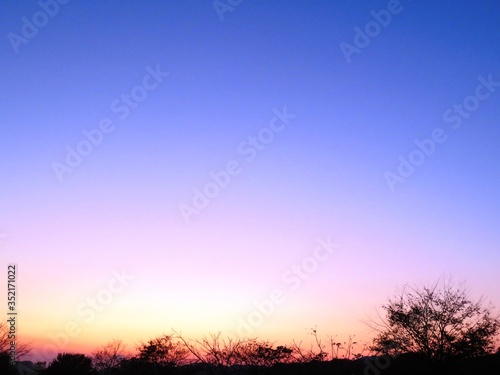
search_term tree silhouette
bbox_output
[174,331,244,368]
[137,334,188,367]
[45,353,95,375]
[174,330,295,369]
[92,339,127,374]
[236,339,293,366]
[0,320,32,360]
[370,280,500,361]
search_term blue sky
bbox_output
[1,0,499,360]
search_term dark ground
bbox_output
[3,351,500,375]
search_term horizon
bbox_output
[1,0,500,366]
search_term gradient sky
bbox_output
[1,0,500,362]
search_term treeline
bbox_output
[2,279,500,374]
[3,332,500,375]
[6,332,367,374]
[3,345,500,375]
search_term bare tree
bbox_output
[174,331,294,374]
[0,320,32,360]
[369,280,500,361]
[290,327,327,362]
[328,334,363,360]
[92,339,127,374]
[174,331,244,367]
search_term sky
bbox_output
[1,0,500,362]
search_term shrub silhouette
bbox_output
[236,340,293,366]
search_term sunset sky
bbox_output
[1,0,500,362]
